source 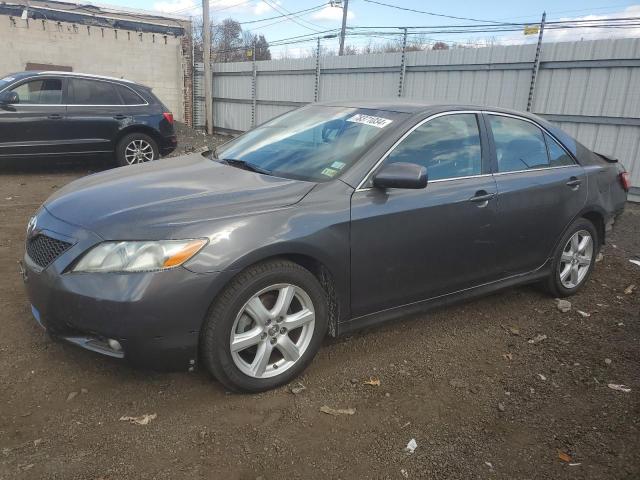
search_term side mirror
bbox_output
[0,91,18,105]
[372,162,428,190]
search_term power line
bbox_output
[206,14,640,57]
[246,11,327,30]
[347,16,640,31]
[170,0,256,15]
[362,0,509,25]
[261,0,326,33]
[239,3,326,24]
[495,2,639,21]
[268,0,329,31]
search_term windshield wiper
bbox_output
[220,158,272,175]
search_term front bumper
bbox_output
[22,208,233,371]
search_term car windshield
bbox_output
[0,75,16,91]
[214,106,407,182]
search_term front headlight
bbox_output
[72,239,207,273]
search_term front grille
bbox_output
[27,234,72,269]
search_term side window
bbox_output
[68,79,122,105]
[11,79,63,104]
[116,85,145,105]
[384,113,482,181]
[489,115,549,172]
[545,132,574,167]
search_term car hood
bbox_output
[44,153,316,239]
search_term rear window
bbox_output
[489,115,549,172]
[116,85,145,105]
[544,132,575,167]
[68,78,122,105]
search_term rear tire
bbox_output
[544,218,598,297]
[200,259,328,393]
[116,133,159,167]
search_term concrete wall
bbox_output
[1,17,186,121]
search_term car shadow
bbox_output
[0,155,113,175]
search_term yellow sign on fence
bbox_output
[524,25,540,35]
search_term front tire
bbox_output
[116,133,159,166]
[544,218,598,297]
[200,259,328,393]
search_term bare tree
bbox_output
[432,41,449,50]
[191,17,272,63]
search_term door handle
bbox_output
[113,114,127,120]
[48,114,63,120]
[566,177,582,188]
[469,191,495,203]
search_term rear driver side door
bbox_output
[486,113,587,276]
[64,78,127,154]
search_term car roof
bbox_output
[315,99,538,118]
[3,71,138,85]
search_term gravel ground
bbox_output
[0,125,638,479]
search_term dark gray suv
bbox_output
[21,101,629,392]
[0,71,176,166]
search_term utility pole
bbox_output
[314,36,321,102]
[338,0,349,56]
[526,11,546,112]
[251,38,257,128]
[398,27,408,97]
[202,0,213,135]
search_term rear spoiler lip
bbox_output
[595,151,618,163]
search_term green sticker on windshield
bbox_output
[321,168,338,177]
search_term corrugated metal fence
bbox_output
[195,38,640,195]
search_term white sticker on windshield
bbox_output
[331,161,346,170]
[1,76,15,82]
[346,114,393,129]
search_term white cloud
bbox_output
[153,0,275,17]
[153,0,198,15]
[253,0,280,15]
[311,5,354,22]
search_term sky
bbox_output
[90,0,640,57]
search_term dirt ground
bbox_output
[1,126,639,479]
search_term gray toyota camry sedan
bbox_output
[22,101,629,392]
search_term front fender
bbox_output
[183,180,353,320]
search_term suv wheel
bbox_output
[544,218,598,297]
[116,133,159,166]
[201,259,328,393]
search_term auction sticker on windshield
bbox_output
[346,114,393,128]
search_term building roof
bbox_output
[0,0,190,35]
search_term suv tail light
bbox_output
[163,112,174,124]
[620,172,630,192]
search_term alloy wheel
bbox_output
[230,283,316,379]
[558,229,593,289]
[124,139,155,164]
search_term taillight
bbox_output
[163,112,174,124]
[620,172,630,192]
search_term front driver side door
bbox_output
[350,112,500,318]
[0,77,67,158]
